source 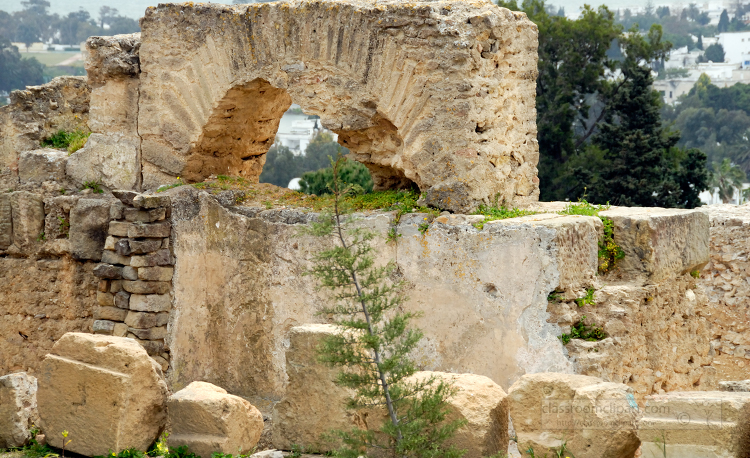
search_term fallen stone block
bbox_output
[409,372,509,458]
[168,381,263,458]
[0,372,39,448]
[37,333,168,456]
[19,148,69,184]
[598,207,709,283]
[721,380,750,392]
[272,324,356,452]
[508,373,640,458]
[638,391,750,457]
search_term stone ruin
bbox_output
[0,0,749,457]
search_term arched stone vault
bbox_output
[138,0,539,212]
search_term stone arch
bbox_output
[137,0,539,212]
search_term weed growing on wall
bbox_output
[82,180,104,194]
[303,157,466,458]
[558,198,624,274]
[472,200,537,229]
[41,129,90,153]
[560,315,606,345]
[575,288,596,308]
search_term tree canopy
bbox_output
[0,36,43,93]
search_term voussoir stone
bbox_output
[122,280,170,295]
[508,373,640,458]
[37,333,168,456]
[0,372,39,449]
[168,381,263,458]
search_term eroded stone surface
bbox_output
[37,333,168,456]
[138,0,540,212]
[508,373,640,458]
[0,372,39,449]
[168,381,263,458]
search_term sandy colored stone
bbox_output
[168,381,263,458]
[138,0,539,212]
[94,306,128,322]
[638,391,750,457]
[0,373,39,448]
[721,380,750,392]
[0,193,12,249]
[138,266,173,282]
[109,221,133,237]
[133,194,171,209]
[10,191,44,252]
[125,311,169,328]
[101,250,131,266]
[272,324,357,452]
[129,294,171,312]
[122,280,170,295]
[37,333,168,456]
[128,326,167,340]
[69,198,113,261]
[128,221,171,238]
[18,148,69,184]
[409,372,509,458]
[113,322,129,337]
[508,373,640,458]
[599,207,709,283]
[67,133,140,191]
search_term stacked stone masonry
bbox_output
[92,191,174,371]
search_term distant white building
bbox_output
[717,31,750,67]
[655,62,750,104]
[274,104,337,154]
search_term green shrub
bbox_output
[41,129,90,153]
[299,158,373,196]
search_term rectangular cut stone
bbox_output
[10,191,44,251]
[19,148,68,183]
[109,221,132,237]
[129,239,163,254]
[128,221,171,238]
[104,236,120,250]
[125,311,170,328]
[139,266,174,282]
[110,279,123,293]
[102,250,131,266]
[0,193,12,249]
[130,249,174,267]
[93,263,122,279]
[113,323,129,337]
[114,291,131,309]
[124,207,166,223]
[599,208,709,283]
[98,280,109,292]
[93,320,116,334]
[94,306,128,322]
[37,333,168,456]
[638,391,750,457]
[133,194,171,209]
[128,326,167,340]
[122,280,170,295]
[129,294,171,312]
[122,266,138,280]
[97,291,115,306]
[69,198,112,261]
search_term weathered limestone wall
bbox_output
[0,77,90,190]
[167,189,597,400]
[698,204,750,383]
[137,0,539,212]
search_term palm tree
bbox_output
[712,158,747,203]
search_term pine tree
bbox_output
[304,157,466,458]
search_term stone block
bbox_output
[115,238,132,256]
[409,372,509,458]
[138,266,173,282]
[99,279,109,292]
[128,326,167,340]
[93,263,122,279]
[721,380,750,392]
[598,207,709,283]
[112,190,139,206]
[110,280,123,293]
[168,381,263,458]
[96,291,115,306]
[135,338,165,356]
[130,249,173,267]
[69,198,112,261]
[129,294,171,312]
[272,324,356,452]
[10,191,45,251]
[122,266,138,280]
[93,319,116,334]
[66,133,139,190]
[129,239,163,254]
[110,201,125,220]
[18,148,68,184]
[122,280,170,295]
[0,193,12,249]
[94,306,128,322]
[124,207,166,223]
[134,194,171,209]
[0,372,39,448]
[152,355,169,372]
[37,333,168,456]
[102,250,130,266]
[638,391,750,457]
[114,291,131,309]
[113,323,129,337]
[128,221,171,238]
[508,373,640,458]
[109,221,132,237]
[125,311,169,328]
[104,236,119,250]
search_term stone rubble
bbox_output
[0,372,39,449]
